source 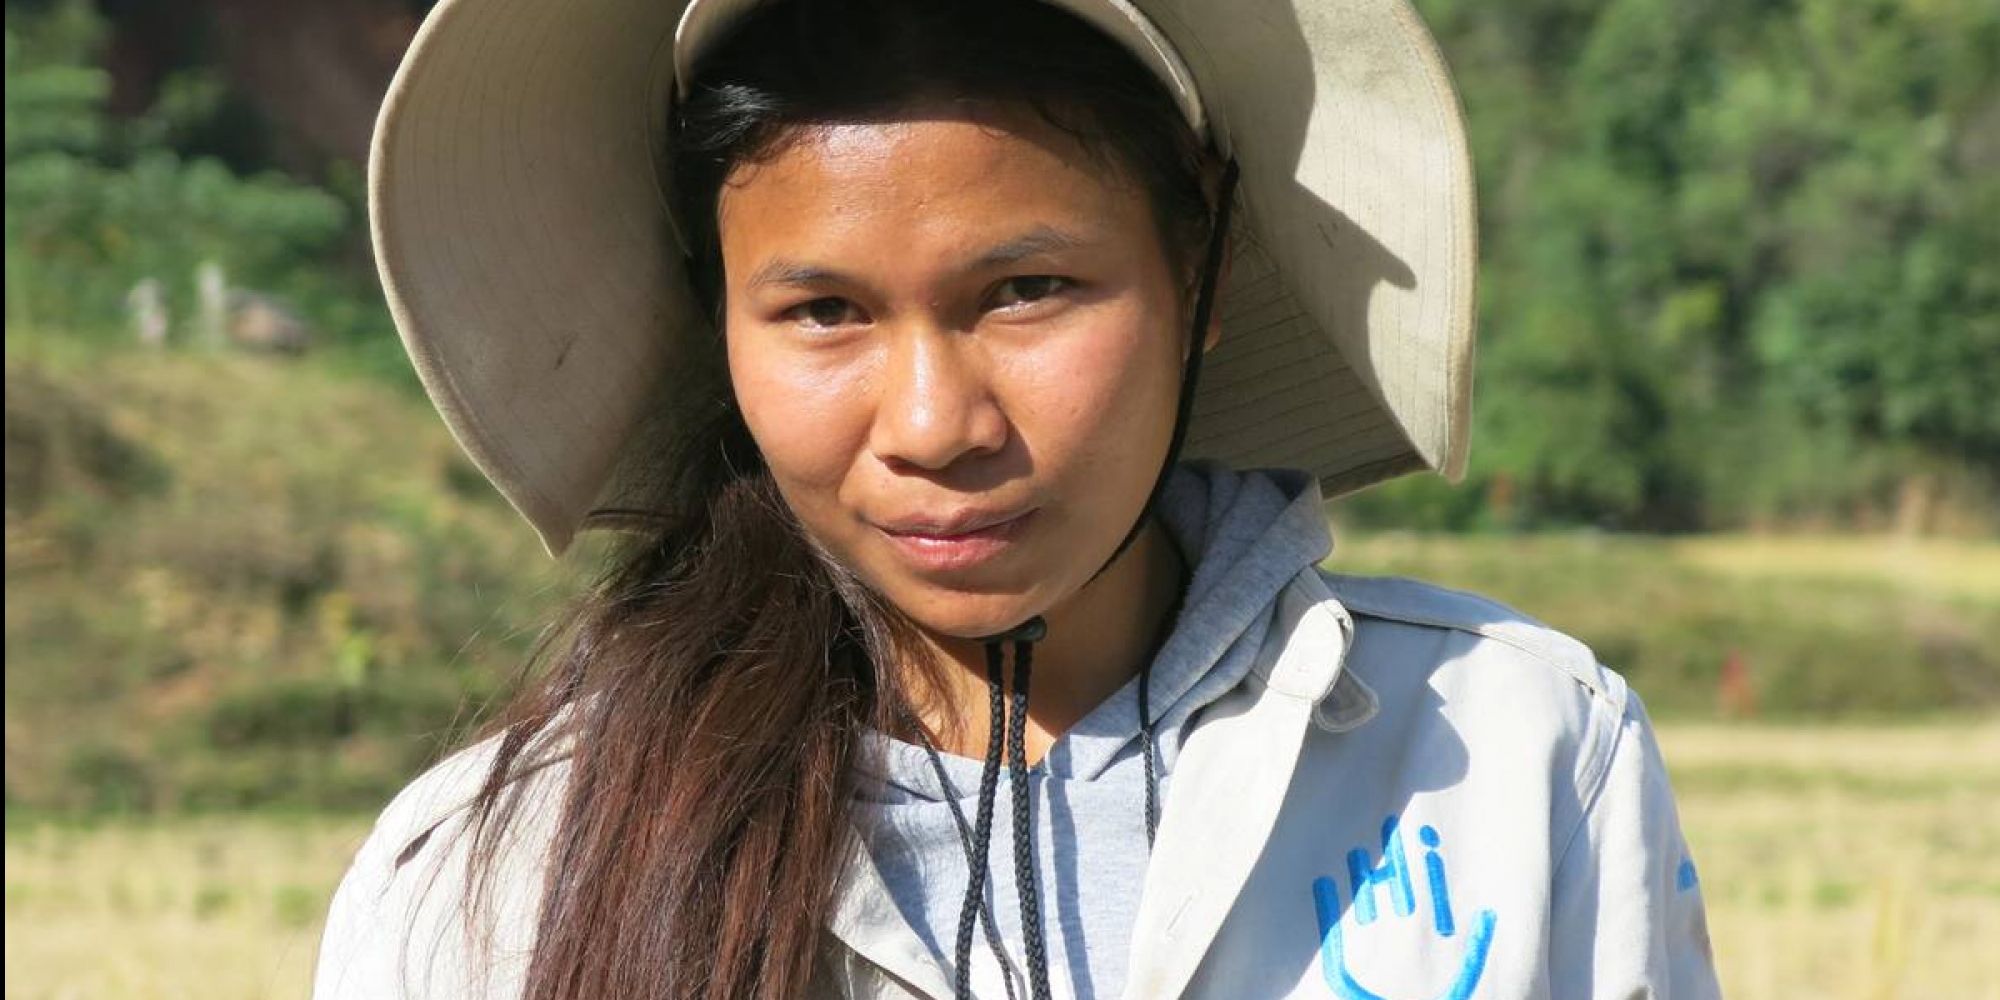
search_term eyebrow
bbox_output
[746,259,848,291]
[744,225,1097,292]
[968,225,1093,269]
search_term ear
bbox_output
[1202,233,1233,353]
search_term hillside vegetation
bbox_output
[4,341,584,813]
[7,344,1998,814]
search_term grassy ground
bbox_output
[1326,530,2000,718]
[1661,721,2000,1000]
[3,815,361,1000]
[6,720,1997,999]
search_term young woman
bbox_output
[318,0,1721,997]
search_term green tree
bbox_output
[5,0,349,340]
[1368,0,2000,531]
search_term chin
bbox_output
[886,585,1048,642]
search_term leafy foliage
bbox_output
[4,0,354,343]
[1346,0,2000,530]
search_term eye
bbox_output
[987,275,1071,311]
[785,296,865,329]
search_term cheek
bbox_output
[726,330,873,497]
[1007,308,1182,479]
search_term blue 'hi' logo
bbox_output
[1311,815,1497,1000]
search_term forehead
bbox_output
[714,104,1156,262]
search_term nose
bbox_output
[868,328,1009,472]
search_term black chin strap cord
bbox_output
[927,727,1019,1000]
[1099,158,1242,577]
[947,616,1049,1000]
[947,160,1240,999]
[952,638,1014,1000]
[1005,631,1053,1000]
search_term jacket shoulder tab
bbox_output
[1320,570,1614,701]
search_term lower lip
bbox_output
[879,511,1035,572]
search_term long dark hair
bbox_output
[459,1,1217,997]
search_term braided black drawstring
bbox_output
[948,617,1046,1000]
[952,641,1012,1000]
[940,625,1162,999]
[941,614,1166,998]
[916,732,1019,1000]
[1006,635,1053,1000]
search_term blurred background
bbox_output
[4,0,1996,996]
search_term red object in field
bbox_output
[1718,650,1756,718]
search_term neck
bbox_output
[904,518,1186,765]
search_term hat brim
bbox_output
[371,0,1476,555]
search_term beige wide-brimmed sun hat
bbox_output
[371,0,1477,556]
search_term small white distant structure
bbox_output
[196,261,230,349]
[191,260,314,355]
[126,278,168,348]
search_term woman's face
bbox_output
[718,103,1188,639]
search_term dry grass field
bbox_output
[1660,721,2000,1000]
[3,816,361,999]
[6,720,1997,999]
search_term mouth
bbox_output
[874,508,1037,572]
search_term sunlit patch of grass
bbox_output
[1660,721,2000,1000]
[1668,535,2000,604]
[3,816,369,1000]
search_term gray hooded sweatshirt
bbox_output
[314,464,1722,999]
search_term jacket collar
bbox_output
[827,833,959,998]
[1120,567,1358,998]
